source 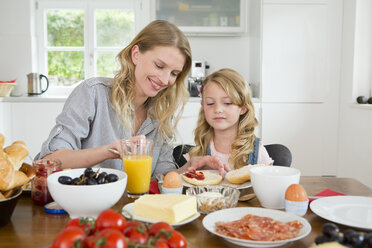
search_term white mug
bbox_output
[250,166,301,209]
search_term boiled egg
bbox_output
[285,184,308,202]
[163,171,183,188]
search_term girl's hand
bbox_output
[187,156,232,177]
[108,135,146,159]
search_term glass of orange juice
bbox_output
[120,139,154,198]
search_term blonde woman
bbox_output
[185,68,273,176]
[36,20,192,176]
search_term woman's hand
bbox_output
[186,156,231,177]
[108,135,146,159]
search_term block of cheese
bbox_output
[134,194,197,224]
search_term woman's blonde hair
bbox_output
[189,68,258,169]
[111,20,191,142]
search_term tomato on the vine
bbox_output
[85,228,127,248]
[95,209,126,233]
[167,230,187,248]
[152,238,169,248]
[124,225,149,245]
[148,222,173,240]
[66,217,94,235]
[52,226,86,248]
[124,220,147,232]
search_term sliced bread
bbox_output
[182,170,222,186]
[225,164,267,184]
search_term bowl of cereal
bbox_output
[185,185,239,214]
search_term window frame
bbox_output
[35,0,149,91]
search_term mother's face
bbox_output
[131,45,186,98]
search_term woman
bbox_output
[36,20,192,176]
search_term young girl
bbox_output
[186,68,273,173]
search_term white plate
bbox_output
[202,207,311,248]
[122,203,200,227]
[310,196,372,230]
[181,170,252,190]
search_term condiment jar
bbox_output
[31,159,62,205]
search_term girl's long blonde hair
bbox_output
[110,20,191,142]
[189,68,258,169]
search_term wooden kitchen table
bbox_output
[1,177,372,248]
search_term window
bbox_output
[36,0,147,88]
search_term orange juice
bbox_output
[123,155,152,194]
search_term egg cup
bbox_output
[161,185,183,194]
[284,199,309,216]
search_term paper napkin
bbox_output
[149,180,160,194]
[308,189,345,204]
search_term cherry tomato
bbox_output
[85,228,127,248]
[66,218,94,235]
[95,209,126,233]
[124,220,147,232]
[124,225,148,245]
[148,222,173,240]
[167,230,187,248]
[153,238,169,248]
[52,226,86,248]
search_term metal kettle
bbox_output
[27,73,49,95]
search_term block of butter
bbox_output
[134,194,197,224]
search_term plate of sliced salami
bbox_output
[202,207,311,247]
[181,170,252,190]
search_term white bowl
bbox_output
[250,166,300,209]
[47,168,127,218]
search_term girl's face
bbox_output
[202,82,247,133]
[131,45,185,99]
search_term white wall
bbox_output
[338,0,372,188]
[0,0,35,96]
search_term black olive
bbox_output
[86,177,98,185]
[84,168,95,178]
[315,235,329,245]
[105,173,119,183]
[97,172,107,184]
[347,232,364,247]
[71,177,81,185]
[343,229,363,246]
[362,233,372,247]
[322,223,340,238]
[58,176,73,185]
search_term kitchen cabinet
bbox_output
[152,0,247,35]
[260,0,342,176]
[0,100,65,159]
[10,102,64,159]
[0,102,12,146]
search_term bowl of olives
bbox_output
[47,168,127,219]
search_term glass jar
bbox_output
[31,159,62,205]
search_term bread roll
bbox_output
[4,141,28,170]
[0,158,14,191]
[0,159,30,191]
[225,164,267,184]
[0,134,4,149]
[0,135,31,192]
[182,170,222,186]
